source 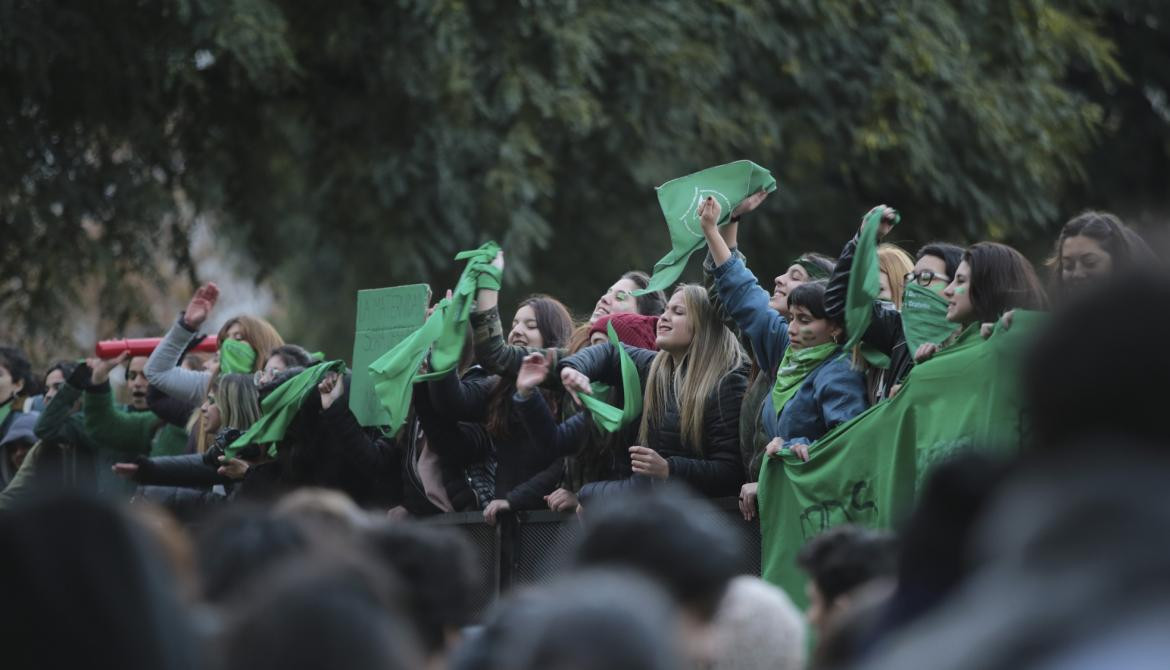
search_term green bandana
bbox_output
[219,338,257,375]
[368,242,502,435]
[793,257,831,281]
[842,206,900,368]
[577,322,643,432]
[228,360,346,459]
[771,342,840,418]
[902,283,958,355]
[0,400,12,432]
[635,160,777,296]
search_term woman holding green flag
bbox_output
[824,208,966,401]
[427,294,575,524]
[700,196,868,517]
[914,242,1048,363]
[558,284,748,498]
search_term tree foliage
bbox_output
[1,0,1160,361]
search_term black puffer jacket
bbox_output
[428,370,558,502]
[825,237,913,400]
[559,343,747,497]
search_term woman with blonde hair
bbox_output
[559,284,748,498]
[145,283,284,406]
[877,244,915,309]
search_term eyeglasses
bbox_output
[904,270,949,287]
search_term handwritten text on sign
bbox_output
[349,284,430,427]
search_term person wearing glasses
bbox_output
[825,208,965,401]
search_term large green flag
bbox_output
[636,161,777,295]
[843,206,900,368]
[367,242,502,436]
[758,314,1042,606]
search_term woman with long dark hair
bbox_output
[914,242,1048,363]
[428,294,575,522]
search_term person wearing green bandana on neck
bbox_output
[914,242,1049,364]
[698,191,840,519]
[824,207,966,400]
[701,197,868,519]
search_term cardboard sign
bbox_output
[349,284,431,427]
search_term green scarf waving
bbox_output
[771,342,841,419]
[843,206,900,369]
[636,161,777,295]
[227,360,347,458]
[577,322,643,432]
[368,242,502,435]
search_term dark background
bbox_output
[3,0,1167,362]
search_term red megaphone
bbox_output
[94,336,219,359]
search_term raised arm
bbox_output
[513,353,589,457]
[82,355,156,456]
[426,368,497,423]
[825,208,905,355]
[145,283,218,405]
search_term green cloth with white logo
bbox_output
[636,161,777,295]
[758,314,1043,608]
[770,342,840,419]
[368,243,502,436]
[901,283,958,354]
[578,322,643,432]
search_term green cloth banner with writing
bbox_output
[757,314,1042,607]
[636,161,777,295]
[349,284,431,427]
[368,243,502,436]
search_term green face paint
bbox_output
[954,286,968,295]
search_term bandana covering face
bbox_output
[218,338,257,375]
[902,283,957,354]
[771,342,840,419]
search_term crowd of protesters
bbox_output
[1,197,1167,670]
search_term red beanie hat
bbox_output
[590,313,659,351]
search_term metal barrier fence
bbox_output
[426,497,760,620]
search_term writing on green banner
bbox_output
[349,284,430,427]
